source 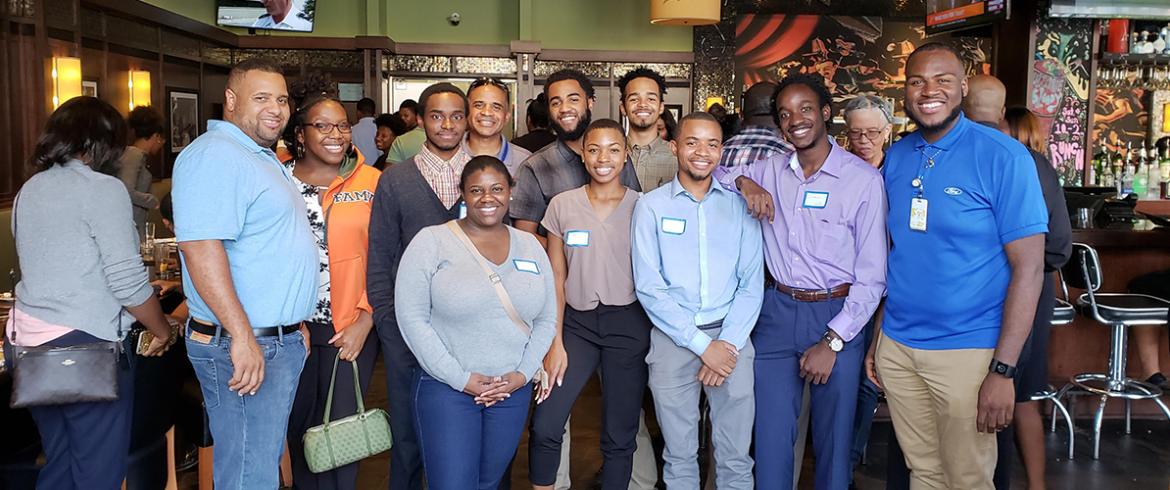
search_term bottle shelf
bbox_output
[1100,53,1170,65]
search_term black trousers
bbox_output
[375,319,426,490]
[25,330,135,490]
[287,321,379,490]
[528,303,652,489]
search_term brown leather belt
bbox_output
[766,280,851,302]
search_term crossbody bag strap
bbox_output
[445,221,531,337]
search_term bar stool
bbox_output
[1055,243,1170,459]
[1034,286,1076,460]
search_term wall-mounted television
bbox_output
[925,0,1009,35]
[217,0,315,32]
[1049,0,1170,20]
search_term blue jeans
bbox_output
[414,373,532,490]
[186,327,306,489]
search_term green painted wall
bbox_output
[528,0,692,51]
[386,0,518,45]
[142,0,368,37]
[139,0,693,51]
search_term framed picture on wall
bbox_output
[82,80,98,98]
[1153,90,1170,145]
[665,104,683,124]
[168,89,199,153]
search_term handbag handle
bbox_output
[322,352,364,426]
[445,221,531,337]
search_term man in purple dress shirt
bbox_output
[716,73,888,490]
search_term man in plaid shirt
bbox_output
[719,81,794,168]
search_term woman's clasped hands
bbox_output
[464,371,527,407]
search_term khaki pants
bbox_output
[875,332,996,490]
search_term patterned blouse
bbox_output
[286,161,332,324]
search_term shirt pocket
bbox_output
[810,218,851,265]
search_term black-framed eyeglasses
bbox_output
[469,77,510,98]
[303,122,353,134]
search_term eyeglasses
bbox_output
[303,122,352,134]
[469,77,510,98]
[846,128,887,142]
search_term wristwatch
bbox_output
[988,358,1017,379]
[822,330,844,353]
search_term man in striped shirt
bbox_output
[719,81,794,168]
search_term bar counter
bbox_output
[1052,220,1170,417]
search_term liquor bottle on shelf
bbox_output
[1132,32,1143,53]
[1147,153,1161,199]
[1134,160,1148,198]
[1092,153,1104,186]
[1154,29,1168,54]
[1121,143,1135,197]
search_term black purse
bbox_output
[6,192,123,408]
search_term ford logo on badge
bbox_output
[944,187,963,196]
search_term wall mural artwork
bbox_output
[1092,87,1149,155]
[1027,14,1093,185]
[734,15,991,119]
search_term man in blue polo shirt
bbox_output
[172,58,318,489]
[869,43,1047,489]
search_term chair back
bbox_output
[1063,242,1108,323]
[1061,243,1102,292]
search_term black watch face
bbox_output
[995,363,1008,374]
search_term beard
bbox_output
[552,109,593,142]
[628,114,657,131]
[907,104,962,134]
[683,165,711,183]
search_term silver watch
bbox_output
[823,331,844,352]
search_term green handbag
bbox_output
[303,353,393,473]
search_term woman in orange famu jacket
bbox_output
[282,88,381,490]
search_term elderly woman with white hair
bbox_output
[842,95,894,168]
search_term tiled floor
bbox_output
[176,357,1170,489]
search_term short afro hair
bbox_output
[674,111,722,141]
[127,106,165,140]
[907,42,966,68]
[544,69,594,100]
[583,118,627,145]
[375,113,408,136]
[418,82,468,116]
[772,73,834,129]
[617,67,666,98]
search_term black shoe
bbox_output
[1147,372,1170,391]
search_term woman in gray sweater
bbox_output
[5,97,174,490]
[395,156,557,490]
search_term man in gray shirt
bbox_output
[511,69,641,244]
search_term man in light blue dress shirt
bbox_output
[632,112,764,490]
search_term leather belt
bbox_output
[765,280,851,302]
[188,319,302,338]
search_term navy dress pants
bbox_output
[753,290,862,490]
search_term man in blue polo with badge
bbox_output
[869,42,1047,489]
[632,111,764,490]
[717,73,887,490]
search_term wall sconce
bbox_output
[128,70,151,110]
[650,0,719,26]
[50,56,82,109]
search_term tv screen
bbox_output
[925,0,1009,35]
[1050,0,1170,19]
[217,0,315,32]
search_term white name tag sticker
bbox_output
[458,202,468,219]
[513,259,540,274]
[660,217,686,235]
[565,230,590,247]
[910,198,928,232]
[802,191,829,209]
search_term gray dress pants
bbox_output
[647,326,754,490]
